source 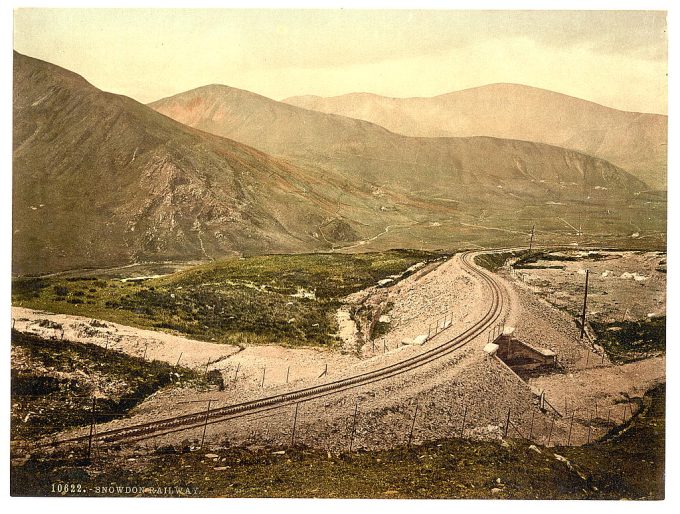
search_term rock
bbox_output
[528,444,541,454]
[213,466,228,471]
[491,487,503,495]
[272,450,285,455]
[204,453,219,458]
[412,334,428,345]
[554,453,575,471]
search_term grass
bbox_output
[473,251,525,272]
[13,250,443,349]
[11,330,202,440]
[591,317,666,363]
[10,383,664,498]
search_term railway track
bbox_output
[47,251,507,447]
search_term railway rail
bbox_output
[45,251,507,448]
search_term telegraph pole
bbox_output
[529,224,535,252]
[580,270,589,339]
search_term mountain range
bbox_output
[13,52,666,275]
[283,84,667,190]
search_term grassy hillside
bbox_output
[13,250,440,348]
[11,330,202,440]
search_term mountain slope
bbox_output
[149,85,664,251]
[150,84,649,198]
[13,52,369,275]
[13,53,665,276]
[283,84,667,190]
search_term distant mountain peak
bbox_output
[282,82,667,189]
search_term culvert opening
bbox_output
[489,327,557,379]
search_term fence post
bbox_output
[143,342,148,360]
[201,399,212,448]
[567,411,575,445]
[407,403,419,447]
[176,352,183,367]
[286,366,290,384]
[349,400,359,452]
[383,338,386,354]
[261,367,266,388]
[529,411,535,440]
[504,408,511,438]
[587,411,593,444]
[460,405,468,438]
[547,415,555,445]
[87,396,97,461]
[606,408,611,427]
[291,402,299,447]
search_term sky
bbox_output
[13,8,669,114]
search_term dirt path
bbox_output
[11,306,241,368]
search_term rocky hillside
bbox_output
[283,84,667,190]
[12,52,358,275]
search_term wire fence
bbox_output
[11,370,640,466]
[13,309,631,466]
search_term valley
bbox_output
[10,32,667,501]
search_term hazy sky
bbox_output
[13,9,668,113]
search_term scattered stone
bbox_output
[272,450,285,455]
[491,487,502,495]
[528,444,541,454]
[204,453,219,459]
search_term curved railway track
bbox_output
[47,251,507,447]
